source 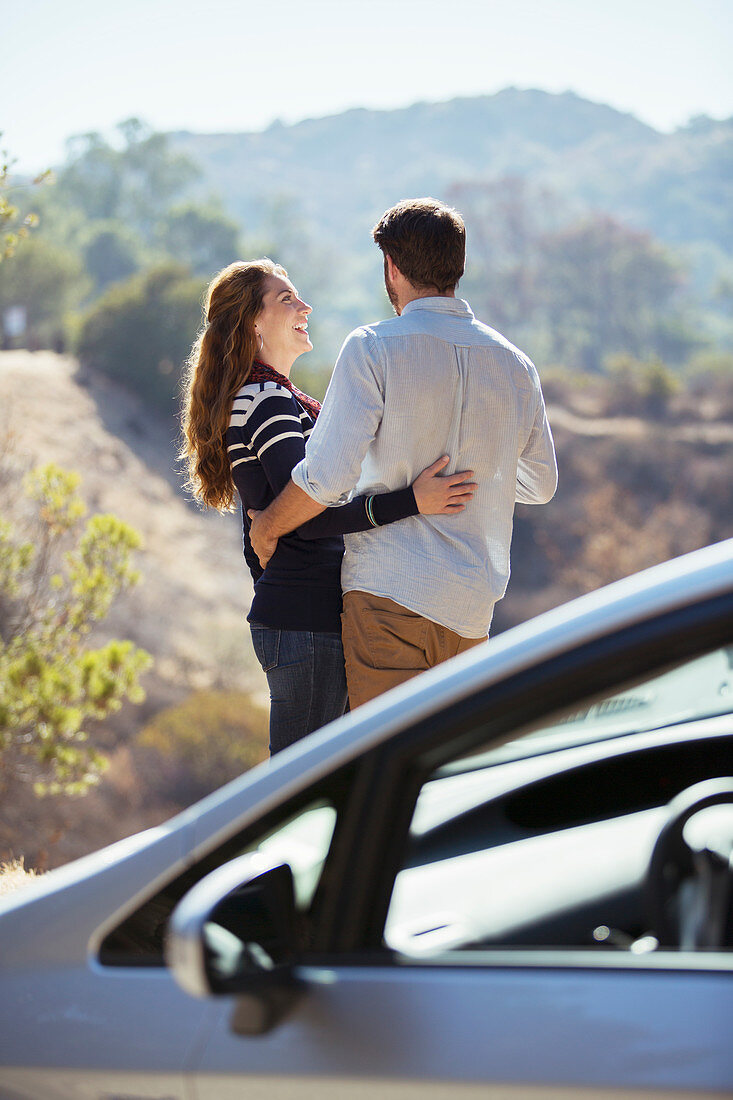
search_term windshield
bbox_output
[442,645,733,775]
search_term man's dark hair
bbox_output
[372,197,465,293]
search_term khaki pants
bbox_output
[341,590,486,710]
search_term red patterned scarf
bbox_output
[250,359,321,421]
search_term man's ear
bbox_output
[385,254,400,282]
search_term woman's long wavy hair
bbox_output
[180,258,286,511]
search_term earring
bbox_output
[255,329,264,354]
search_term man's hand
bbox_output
[248,481,327,570]
[248,509,278,569]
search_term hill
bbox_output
[169,89,732,362]
[171,88,732,256]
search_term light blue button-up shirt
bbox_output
[291,297,557,637]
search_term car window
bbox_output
[441,644,733,772]
[99,771,349,968]
[385,645,733,961]
[536,644,733,739]
[242,801,337,909]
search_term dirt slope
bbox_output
[0,350,263,703]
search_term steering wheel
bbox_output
[646,777,733,949]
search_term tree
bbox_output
[82,221,142,292]
[452,177,567,336]
[451,179,697,371]
[0,464,152,796]
[0,236,88,347]
[0,135,52,263]
[77,263,205,414]
[54,119,199,235]
[157,201,242,276]
[540,215,685,371]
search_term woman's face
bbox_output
[255,274,312,372]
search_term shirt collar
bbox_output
[401,296,473,317]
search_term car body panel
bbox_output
[1,540,732,1099]
[192,964,732,1095]
[0,826,193,968]
[1,968,215,1098]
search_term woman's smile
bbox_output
[256,274,313,373]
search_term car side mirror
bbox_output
[166,852,303,1034]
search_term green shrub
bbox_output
[605,354,680,418]
[0,463,151,796]
[0,236,88,347]
[77,263,204,415]
[136,690,268,805]
[157,202,242,277]
[82,221,142,293]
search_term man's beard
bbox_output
[384,259,400,315]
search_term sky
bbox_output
[3,0,732,173]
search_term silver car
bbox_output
[2,540,732,1099]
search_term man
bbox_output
[249,197,557,708]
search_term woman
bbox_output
[180,259,474,754]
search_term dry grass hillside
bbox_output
[0,350,266,867]
[0,350,260,693]
[495,375,733,632]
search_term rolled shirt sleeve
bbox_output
[291,327,386,506]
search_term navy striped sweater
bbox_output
[226,380,418,632]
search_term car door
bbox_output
[188,587,733,1099]
[0,824,218,1100]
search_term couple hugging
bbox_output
[180,198,557,755]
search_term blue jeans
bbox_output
[250,623,349,755]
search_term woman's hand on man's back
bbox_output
[412,455,477,515]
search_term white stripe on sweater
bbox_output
[257,431,303,457]
[250,413,302,446]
